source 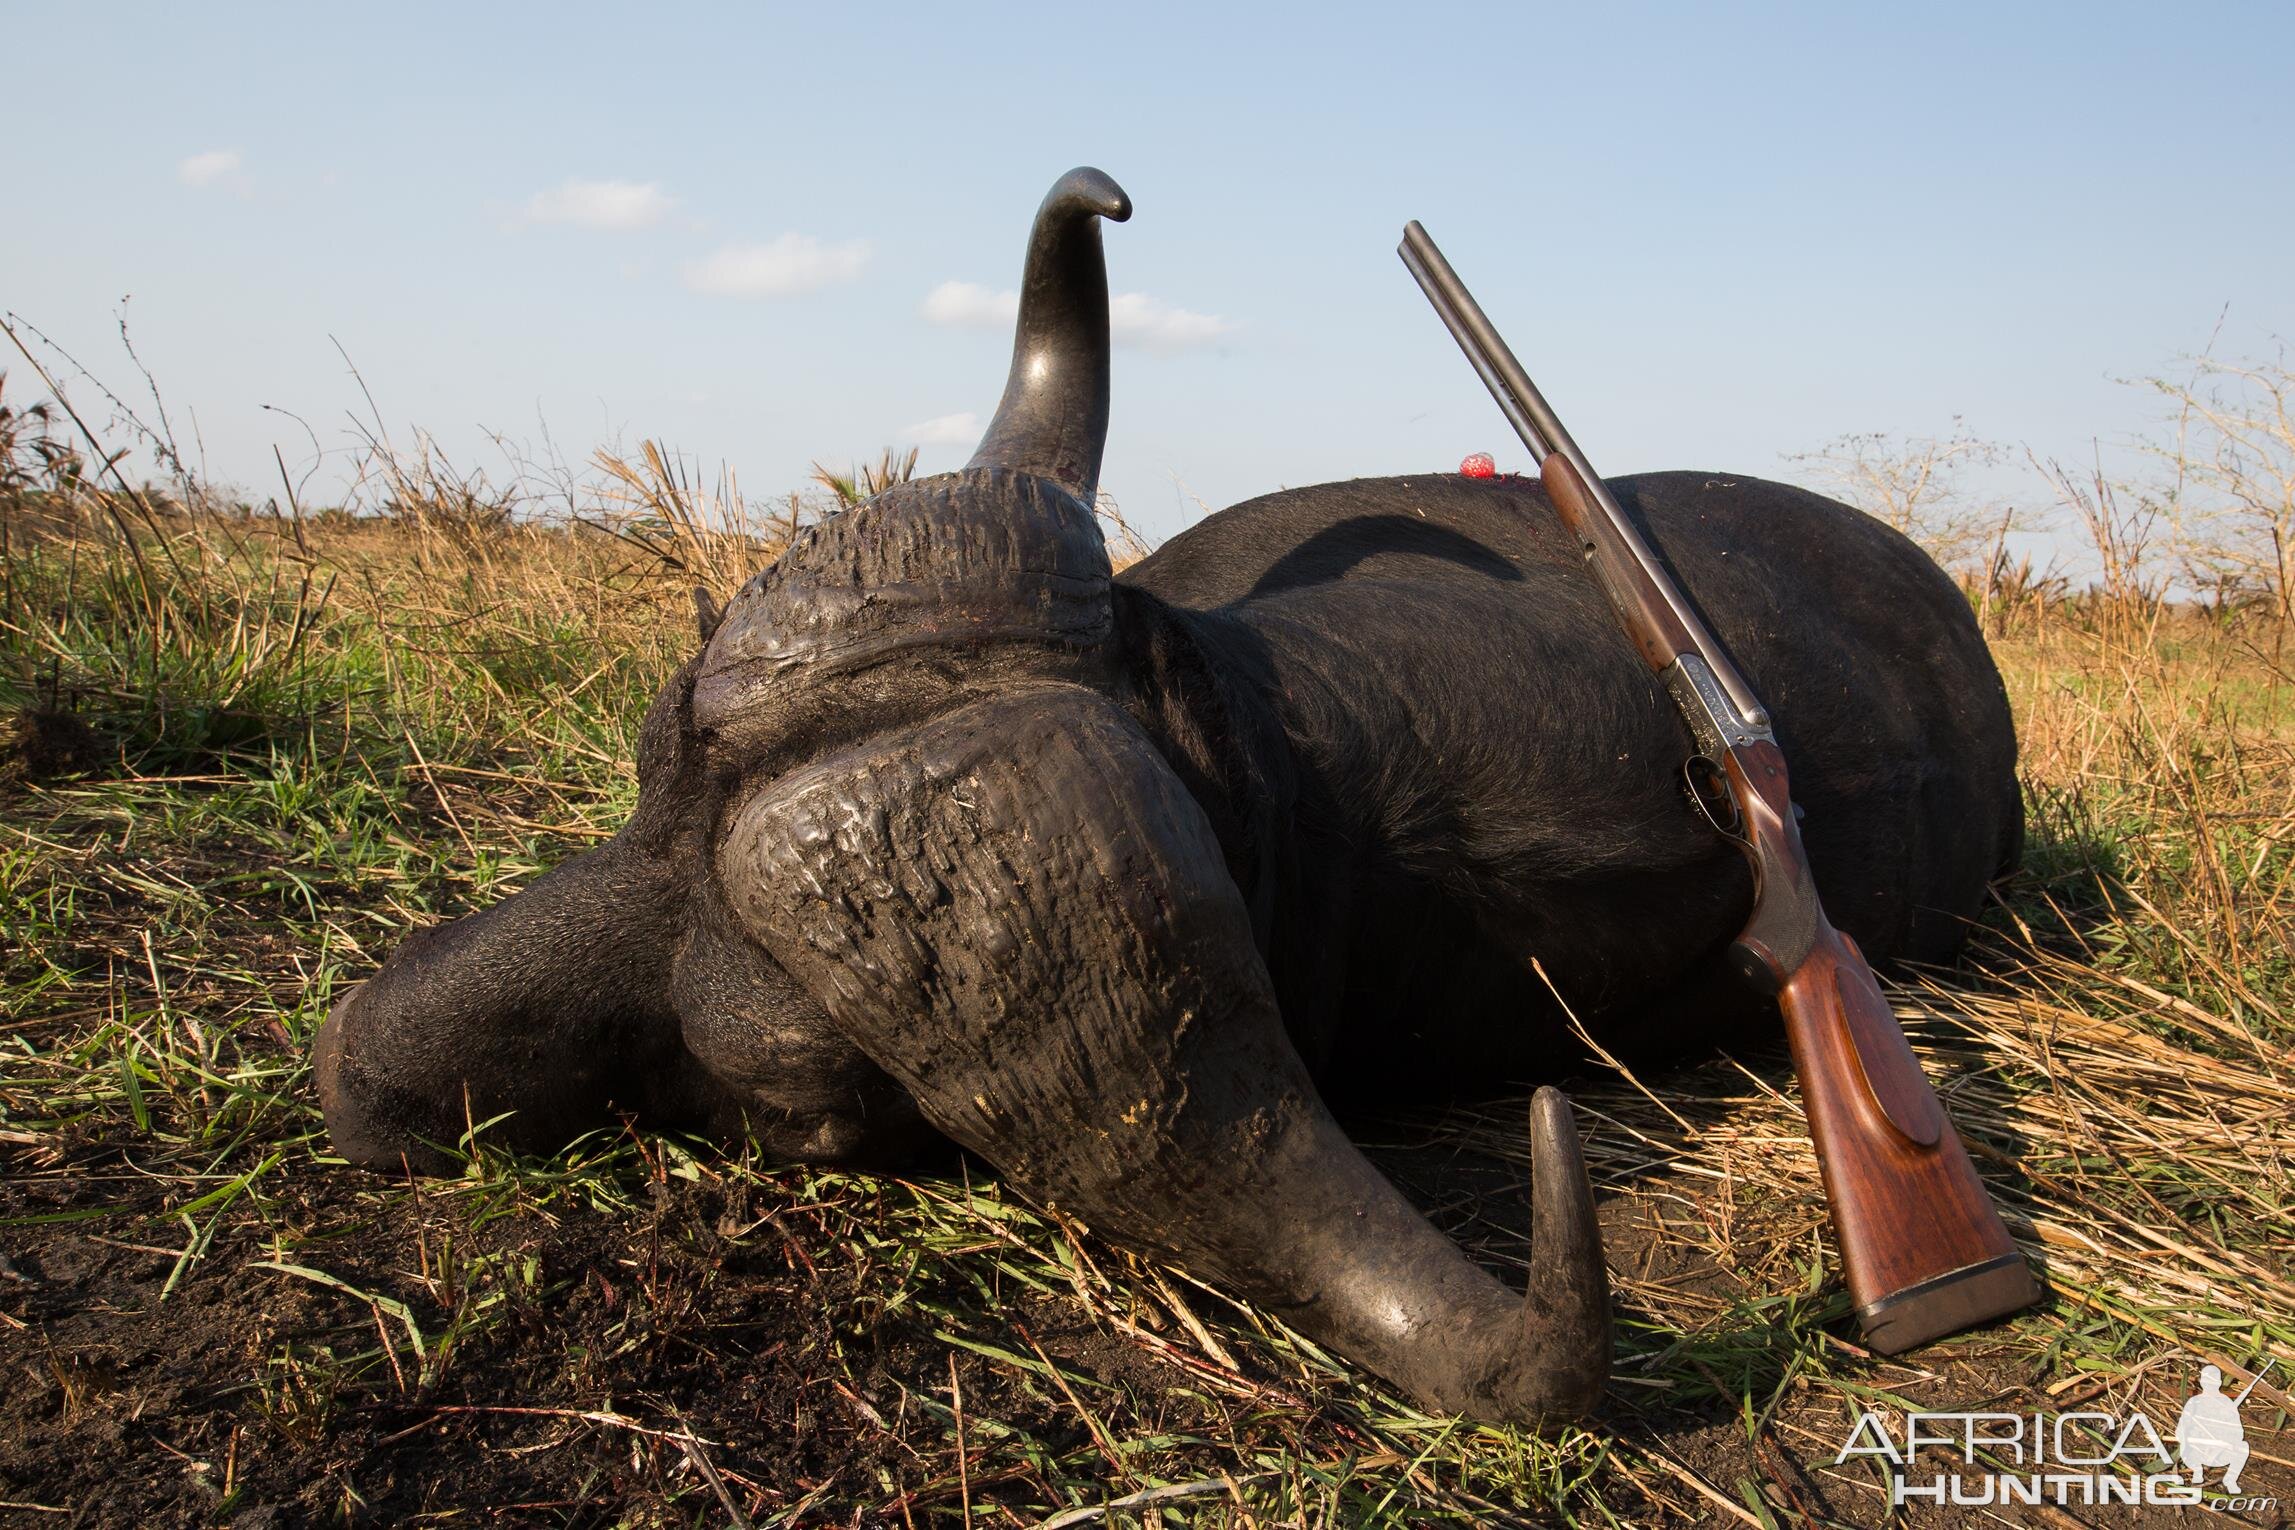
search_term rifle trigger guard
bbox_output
[1683,755,1745,843]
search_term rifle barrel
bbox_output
[1395,221,1771,734]
[1402,223,1586,467]
[1397,222,1770,732]
[1398,231,1554,463]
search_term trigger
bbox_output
[1683,756,1744,842]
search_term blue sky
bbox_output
[5,3,2290,545]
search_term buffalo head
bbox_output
[315,166,1613,1426]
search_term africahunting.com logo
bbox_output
[1834,1360,2278,1513]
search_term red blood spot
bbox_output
[1458,452,1496,479]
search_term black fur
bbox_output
[1118,470,2017,1091]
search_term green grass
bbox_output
[3,496,2292,1526]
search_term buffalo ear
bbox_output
[693,586,725,644]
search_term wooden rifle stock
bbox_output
[1777,919,2038,1351]
[1395,213,2037,1353]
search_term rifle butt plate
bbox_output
[1857,1251,2041,1355]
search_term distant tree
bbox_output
[2144,350,2295,620]
[1784,420,2016,573]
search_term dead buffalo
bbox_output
[314,167,2020,1425]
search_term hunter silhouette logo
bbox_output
[2178,1360,2272,1496]
[1833,1357,2281,1509]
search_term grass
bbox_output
[1,439,2292,1525]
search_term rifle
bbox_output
[1399,222,2040,1354]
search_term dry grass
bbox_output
[1,388,2292,1524]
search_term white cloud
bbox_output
[1110,292,1236,354]
[901,411,981,446]
[684,234,873,298]
[177,150,243,188]
[520,178,675,231]
[921,281,1020,328]
[922,279,1235,353]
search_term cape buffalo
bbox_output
[314,167,2021,1424]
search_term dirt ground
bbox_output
[7,1099,2287,1527]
